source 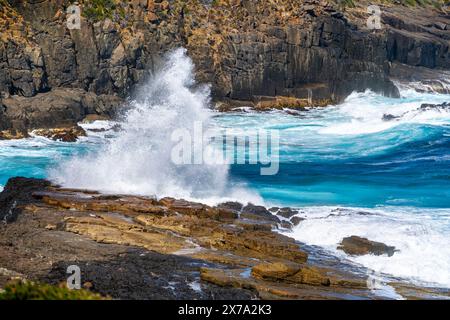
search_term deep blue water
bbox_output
[230,123,450,208]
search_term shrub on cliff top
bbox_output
[77,0,117,21]
[0,280,107,300]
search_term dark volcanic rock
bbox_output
[338,236,398,257]
[0,177,51,223]
[241,203,280,222]
[382,113,400,121]
[217,201,244,213]
[0,88,123,138]
[420,102,450,111]
[290,216,305,226]
[276,207,299,219]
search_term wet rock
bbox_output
[290,216,305,226]
[32,126,87,142]
[251,261,331,287]
[420,102,450,111]
[160,198,237,221]
[0,178,437,299]
[217,201,244,213]
[288,267,331,286]
[45,251,255,300]
[338,236,398,257]
[382,114,400,121]
[81,114,111,123]
[241,203,280,223]
[280,221,293,229]
[0,177,51,223]
[276,207,299,219]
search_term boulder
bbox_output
[32,126,87,142]
[276,207,299,219]
[241,203,280,223]
[338,236,398,257]
[420,102,450,111]
[382,114,400,121]
[290,216,305,226]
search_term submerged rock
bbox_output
[290,216,305,226]
[217,201,244,213]
[338,236,398,257]
[276,207,299,219]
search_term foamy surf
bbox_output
[284,206,450,288]
[318,90,450,135]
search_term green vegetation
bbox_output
[338,0,356,8]
[79,0,117,21]
[0,281,107,300]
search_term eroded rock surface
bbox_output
[0,177,379,299]
[338,236,398,257]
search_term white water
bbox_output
[285,206,450,288]
[318,90,450,135]
[50,48,260,204]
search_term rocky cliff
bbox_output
[0,0,449,136]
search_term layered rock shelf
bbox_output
[0,177,449,299]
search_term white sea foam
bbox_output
[318,90,450,135]
[50,48,260,204]
[285,206,450,288]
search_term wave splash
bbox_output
[50,48,238,201]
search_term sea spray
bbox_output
[50,48,241,201]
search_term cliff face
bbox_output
[0,0,449,133]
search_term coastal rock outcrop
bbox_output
[0,177,373,299]
[338,236,398,257]
[0,88,123,140]
[419,101,450,111]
